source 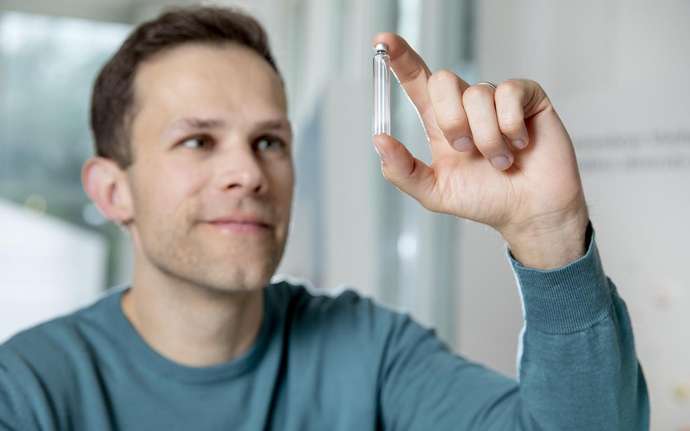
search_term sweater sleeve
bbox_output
[378,221,650,430]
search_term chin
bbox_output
[193,260,277,293]
[146,229,286,293]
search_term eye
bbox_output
[180,135,212,150]
[255,135,287,153]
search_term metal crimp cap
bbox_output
[374,42,389,54]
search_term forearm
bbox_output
[508,223,649,430]
[516,291,649,430]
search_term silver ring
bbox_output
[475,81,497,90]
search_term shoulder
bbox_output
[269,277,388,317]
[267,277,415,343]
[1,288,117,356]
[267,278,450,382]
[0,289,120,428]
[0,289,120,391]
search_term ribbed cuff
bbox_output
[506,221,613,334]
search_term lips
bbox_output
[205,214,273,232]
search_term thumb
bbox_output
[373,134,437,209]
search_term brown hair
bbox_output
[90,6,281,168]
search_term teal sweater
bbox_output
[0,223,649,430]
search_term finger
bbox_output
[462,83,515,171]
[495,80,531,150]
[372,134,438,210]
[372,32,443,141]
[513,79,552,119]
[427,69,474,152]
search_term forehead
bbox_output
[132,42,287,124]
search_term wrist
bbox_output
[502,207,590,270]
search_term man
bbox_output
[0,6,649,430]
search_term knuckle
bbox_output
[462,84,492,103]
[429,69,461,103]
[495,80,524,99]
[430,69,459,86]
[529,79,544,93]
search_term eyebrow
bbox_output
[255,119,292,133]
[164,117,226,136]
[163,117,291,139]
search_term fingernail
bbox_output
[452,137,474,151]
[512,139,528,149]
[491,153,513,170]
[373,140,386,164]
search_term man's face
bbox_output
[125,42,294,292]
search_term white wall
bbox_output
[0,200,106,341]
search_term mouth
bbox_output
[205,219,273,235]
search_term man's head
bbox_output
[83,6,294,293]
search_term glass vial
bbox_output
[373,42,391,135]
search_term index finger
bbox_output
[372,33,441,140]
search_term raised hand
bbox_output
[371,33,590,269]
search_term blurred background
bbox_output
[1,0,688,429]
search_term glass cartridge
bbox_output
[373,43,391,135]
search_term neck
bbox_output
[123,264,264,368]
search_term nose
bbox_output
[213,145,268,196]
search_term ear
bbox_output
[82,157,134,225]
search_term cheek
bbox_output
[270,163,294,208]
[134,161,208,223]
